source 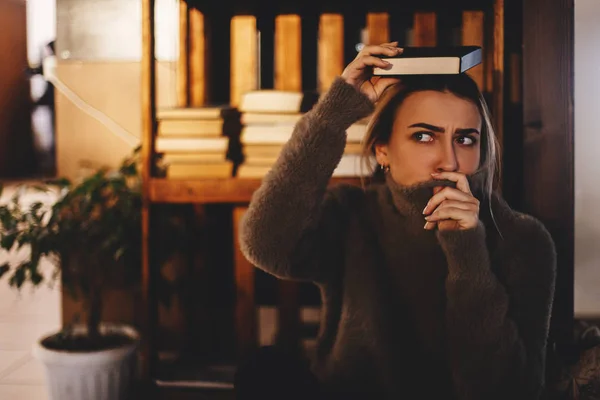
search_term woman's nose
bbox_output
[436,143,458,172]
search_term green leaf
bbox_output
[9,265,27,289]
[0,233,17,250]
[0,263,9,279]
[119,162,137,177]
[30,270,44,286]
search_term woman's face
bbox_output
[375,90,482,187]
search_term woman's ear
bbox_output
[374,142,389,166]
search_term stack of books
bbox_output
[155,107,241,179]
[236,90,373,178]
[236,90,313,178]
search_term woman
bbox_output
[235,42,556,400]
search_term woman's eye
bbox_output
[456,135,476,146]
[413,132,434,142]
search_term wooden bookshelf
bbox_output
[140,0,510,392]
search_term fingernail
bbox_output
[422,206,427,214]
[431,172,439,176]
[383,60,391,65]
[425,216,431,221]
[424,222,428,230]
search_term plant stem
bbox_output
[87,285,102,342]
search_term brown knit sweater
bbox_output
[239,78,556,400]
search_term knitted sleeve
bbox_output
[437,215,556,400]
[239,78,374,283]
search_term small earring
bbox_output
[380,164,390,174]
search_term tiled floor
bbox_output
[0,182,61,400]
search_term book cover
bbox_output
[373,46,482,76]
[158,119,224,136]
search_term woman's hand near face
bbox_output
[422,172,480,231]
[341,42,403,103]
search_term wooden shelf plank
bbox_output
[149,178,261,203]
[149,177,364,204]
[230,16,257,107]
[414,12,437,46]
[189,8,206,106]
[154,357,235,390]
[275,14,302,91]
[366,13,389,45]
[318,14,344,93]
[177,0,189,107]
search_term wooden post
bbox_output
[275,15,302,91]
[274,13,303,351]
[509,53,521,104]
[462,11,485,91]
[493,0,504,152]
[177,0,189,107]
[232,207,257,357]
[318,14,344,93]
[366,13,389,45]
[484,10,494,94]
[141,0,156,382]
[189,8,206,106]
[522,0,574,354]
[414,12,437,46]
[230,16,258,107]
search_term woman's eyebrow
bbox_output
[408,123,480,135]
[408,123,445,132]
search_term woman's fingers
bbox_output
[431,200,476,212]
[358,44,402,58]
[424,221,437,230]
[431,172,471,194]
[371,77,402,97]
[354,55,394,70]
[423,187,479,215]
[424,206,479,227]
[341,41,402,103]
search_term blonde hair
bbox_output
[360,74,501,202]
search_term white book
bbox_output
[239,91,306,113]
[240,123,368,145]
[241,112,304,125]
[155,137,228,152]
[157,107,226,120]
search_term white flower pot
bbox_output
[32,324,139,400]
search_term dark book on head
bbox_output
[373,46,482,76]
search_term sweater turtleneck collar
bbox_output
[384,170,487,218]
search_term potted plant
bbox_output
[0,149,183,400]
